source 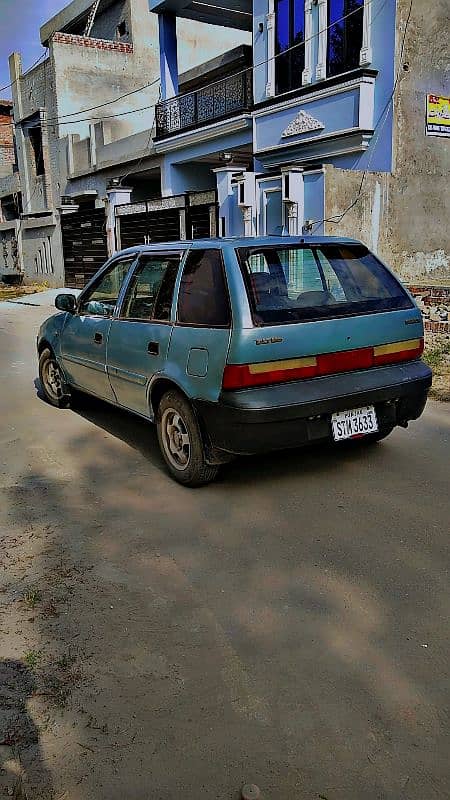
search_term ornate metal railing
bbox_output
[155,69,253,139]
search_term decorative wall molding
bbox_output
[265,0,276,98]
[360,0,373,65]
[188,190,216,206]
[315,0,327,81]
[302,0,314,85]
[282,110,325,137]
[115,202,147,217]
[254,73,376,119]
[147,195,186,211]
[153,114,252,153]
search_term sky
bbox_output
[0,0,65,98]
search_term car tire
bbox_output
[156,390,219,487]
[38,348,71,408]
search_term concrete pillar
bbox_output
[281,167,304,236]
[213,166,243,237]
[9,53,32,210]
[315,0,327,81]
[158,13,179,101]
[105,185,132,256]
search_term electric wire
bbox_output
[1,0,410,232]
[311,0,414,231]
[0,50,48,95]
[0,0,383,129]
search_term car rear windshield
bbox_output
[236,244,413,325]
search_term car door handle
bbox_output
[147,341,159,356]
[94,332,103,344]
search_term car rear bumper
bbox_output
[194,360,432,455]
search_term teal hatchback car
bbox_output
[38,237,431,485]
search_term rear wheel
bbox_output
[156,390,219,486]
[39,348,70,408]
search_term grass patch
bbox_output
[424,337,450,401]
[0,282,48,301]
[24,588,42,608]
[24,650,42,670]
[423,340,450,369]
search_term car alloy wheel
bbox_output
[42,356,64,402]
[161,407,191,471]
[39,348,70,408]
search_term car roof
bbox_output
[116,235,363,257]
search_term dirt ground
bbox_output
[1,299,449,800]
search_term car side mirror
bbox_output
[55,293,76,313]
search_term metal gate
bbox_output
[187,190,218,239]
[115,191,218,248]
[61,207,108,288]
[116,196,187,250]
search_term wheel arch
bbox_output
[148,377,190,419]
[38,339,54,356]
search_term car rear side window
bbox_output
[121,254,181,321]
[177,249,231,327]
[237,244,413,325]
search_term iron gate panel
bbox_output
[147,209,181,242]
[118,208,182,247]
[118,213,151,250]
[115,192,218,248]
[188,204,217,239]
[61,207,108,289]
[187,191,218,239]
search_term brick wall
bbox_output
[19,60,53,120]
[408,286,450,334]
[52,32,133,53]
[0,111,14,166]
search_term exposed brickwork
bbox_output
[19,61,52,120]
[0,103,14,166]
[52,32,133,53]
[408,285,450,334]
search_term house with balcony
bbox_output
[152,0,449,282]
[0,0,248,286]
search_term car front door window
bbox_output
[79,258,134,317]
[107,252,182,416]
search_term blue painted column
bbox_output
[158,13,179,100]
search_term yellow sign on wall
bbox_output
[426,94,450,137]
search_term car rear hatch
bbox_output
[224,242,424,391]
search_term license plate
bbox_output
[331,405,378,441]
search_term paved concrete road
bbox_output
[1,299,449,800]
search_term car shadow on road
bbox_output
[34,376,388,488]
[34,378,167,473]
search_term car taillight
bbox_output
[372,338,424,365]
[222,338,424,390]
[222,357,317,390]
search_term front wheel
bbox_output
[38,348,70,408]
[156,390,219,486]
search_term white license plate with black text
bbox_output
[331,405,378,441]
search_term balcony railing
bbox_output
[155,69,253,139]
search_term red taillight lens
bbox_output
[222,358,317,390]
[222,339,424,390]
[316,347,373,375]
[373,337,424,365]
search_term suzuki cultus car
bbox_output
[38,237,432,485]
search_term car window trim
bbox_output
[76,254,138,318]
[116,250,184,323]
